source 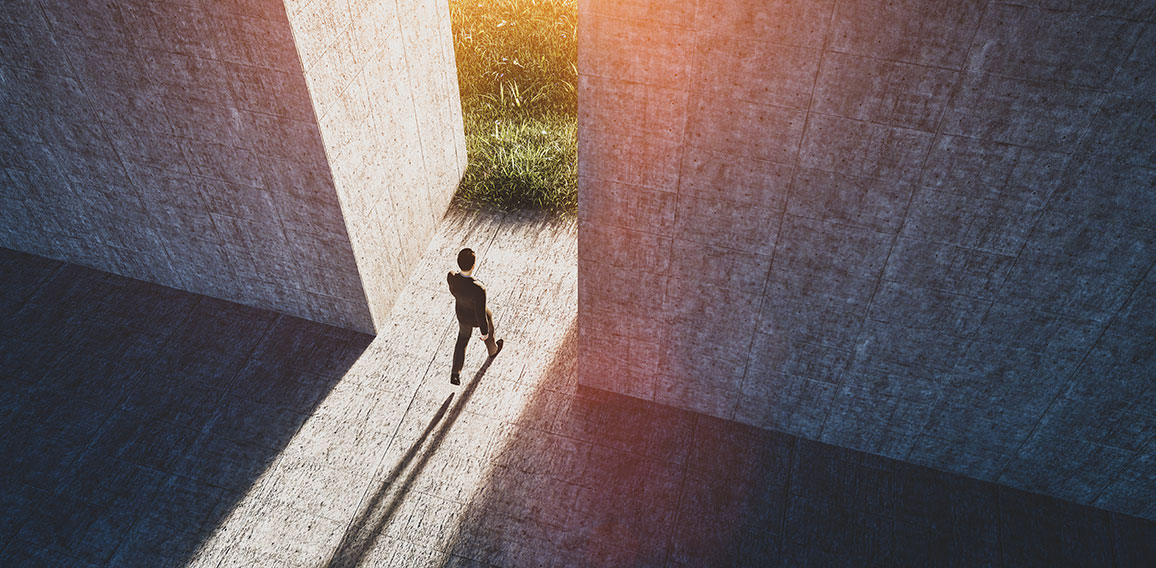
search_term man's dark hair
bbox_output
[457,248,476,271]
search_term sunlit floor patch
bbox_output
[6,210,1149,566]
[189,208,577,567]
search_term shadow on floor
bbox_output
[444,323,1156,567]
[0,249,372,567]
[327,358,494,568]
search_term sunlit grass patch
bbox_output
[449,0,577,215]
[458,113,576,212]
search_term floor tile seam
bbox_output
[502,423,679,466]
[50,453,175,504]
[0,511,53,561]
[185,497,270,558]
[995,482,1007,567]
[268,448,388,481]
[103,308,281,566]
[656,413,699,567]
[513,372,577,392]
[1107,510,1123,567]
[485,302,576,322]
[94,475,240,568]
[443,512,572,558]
[407,214,506,292]
[476,217,522,272]
[216,384,335,417]
[141,468,246,507]
[256,492,371,528]
[181,312,285,426]
[478,467,587,495]
[396,486,477,511]
[776,435,802,559]
[207,504,341,563]
[353,375,439,398]
[331,316,458,558]
[0,536,95,566]
[454,403,521,428]
[258,438,388,473]
[35,293,210,560]
[0,486,44,544]
[0,260,65,334]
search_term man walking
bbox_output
[447,247,503,385]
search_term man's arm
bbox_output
[474,284,489,336]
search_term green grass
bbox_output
[449,0,577,214]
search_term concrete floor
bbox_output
[1,208,1154,567]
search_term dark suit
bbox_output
[448,271,498,375]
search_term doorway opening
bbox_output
[448,0,578,214]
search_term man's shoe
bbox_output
[450,373,460,386]
[489,339,504,359]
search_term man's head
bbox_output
[457,248,476,271]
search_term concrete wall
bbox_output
[577,0,1156,519]
[286,0,466,330]
[0,0,464,333]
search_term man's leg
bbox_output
[451,321,471,382]
[483,308,500,356]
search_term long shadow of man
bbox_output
[325,358,494,567]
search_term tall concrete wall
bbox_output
[286,0,466,330]
[0,0,464,333]
[577,0,1156,519]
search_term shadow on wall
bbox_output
[445,320,1156,566]
[0,249,372,566]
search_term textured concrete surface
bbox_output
[4,210,1156,566]
[0,0,464,333]
[286,0,466,331]
[577,0,1156,518]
